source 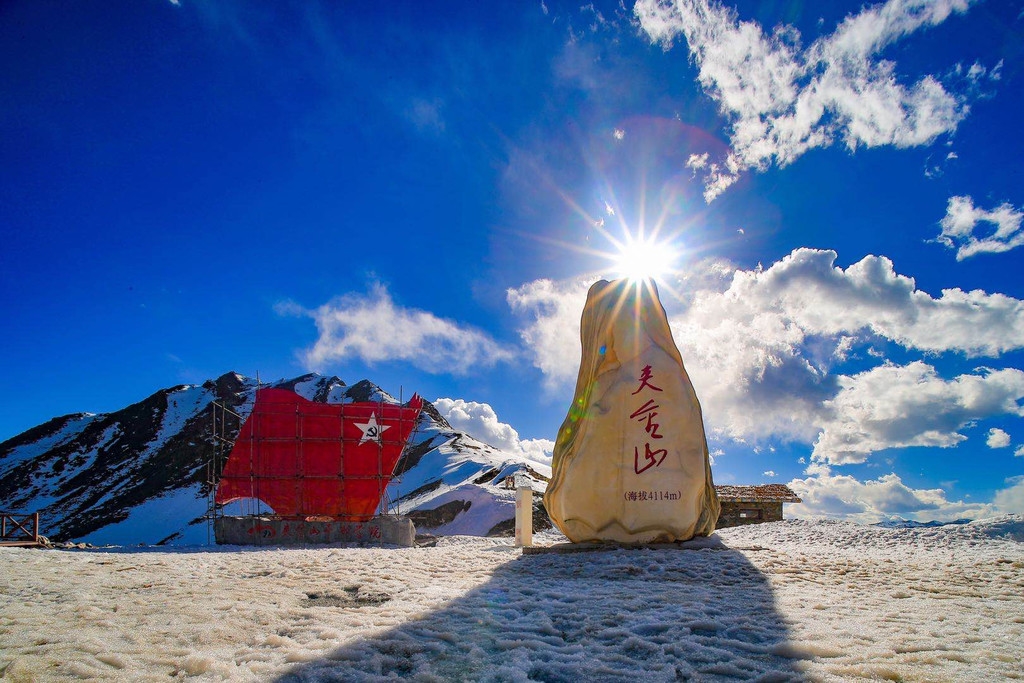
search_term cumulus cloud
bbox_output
[993,476,1024,514]
[763,470,777,478]
[507,277,595,391]
[278,284,515,375]
[635,0,979,201]
[507,248,1024,457]
[986,428,1011,449]
[671,290,836,443]
[676,249,1024,446]
[813,362,1024,464]
[433,398,555,465]
[788,466,995,523]
[1016,445,1024,457]
[684,248,1024,358]
[937,196,1024,260]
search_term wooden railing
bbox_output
[0,512,41,546]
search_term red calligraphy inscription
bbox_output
[631,365,662,395]
[630,365,668,475]
[634,442,668,475]
[629,399,663,439]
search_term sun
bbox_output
[613,235,678,282]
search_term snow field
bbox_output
[721,518,1024,681]
[0,517,1021,681]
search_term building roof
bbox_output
[715,484,801,503]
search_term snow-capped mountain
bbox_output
[0,372,550,545]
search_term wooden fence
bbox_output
[0,512,41,547]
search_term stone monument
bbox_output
[544,278,719,543]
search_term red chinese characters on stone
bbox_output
[631,365,669,475]
[634,442,668,474]
[631,364,663,395]
[629,399,664,439]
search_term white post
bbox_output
[515,485,533,547]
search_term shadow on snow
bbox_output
[276,540,805,682]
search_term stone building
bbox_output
[715,484,802,528]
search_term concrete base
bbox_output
[214,516,416,547]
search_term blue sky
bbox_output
[2,0,1023,521]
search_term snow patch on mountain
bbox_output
[420,485,516,536]
[79,485,208,546]
[0,413,97,471]
[149,385,213,454]
[27,424,121,513]
[389,417,551,537]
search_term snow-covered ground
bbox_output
[1,517,1021,681]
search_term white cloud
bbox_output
[833,336,855,361]
[937,196,1024,260]
[993,476,1024,514]
[763,470,777,478]
[507,248,1024,458]
[613,128,625,140]
[580,2,608,30]
[671,290,833,443]
[813,362,1024,464]
[986,428,1011,449]
[635,0,979,201]
[278,284,515,375]
[686,152,708,169]
[507,276,595,391]
[788,466,995,523]
[685,151,740,202]
[698,248,1024,358]
[433,398,554,465]
[675,249,1024,447]
[1016,445,1024,457]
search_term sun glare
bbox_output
[613,237,677,282]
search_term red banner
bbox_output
[215,388,423,521]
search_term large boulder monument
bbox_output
[544,278,719,543]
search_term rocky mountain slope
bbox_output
[0,373,550,545]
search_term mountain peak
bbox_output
[344,379,397,404]
[206,371,248,397]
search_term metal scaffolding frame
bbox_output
[205,383,417,546]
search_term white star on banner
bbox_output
[355,413,390,445]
